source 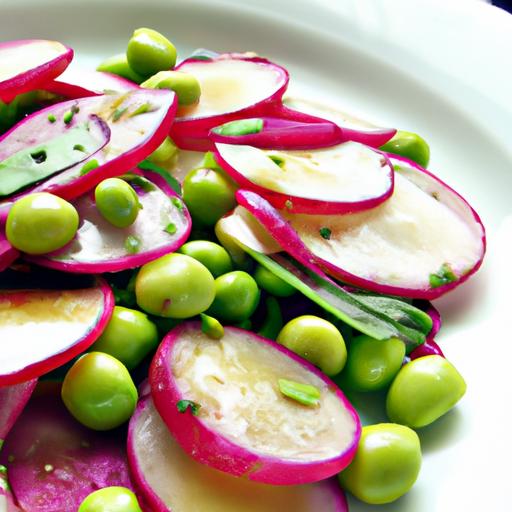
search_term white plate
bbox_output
[2,0,511,510]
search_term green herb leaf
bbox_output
[124,235,141,254]
[268,154,286,167]
[112,106,128,122]
[200,313,224,339]
[319,227,331,240]
[213,118,264,137]
[138,160,182,195]
[429,263,457,288]
[176,399,201,416]
[278,378,320,407]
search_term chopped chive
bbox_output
[124,235,141,254]
[278,379,320,407]
[0,464,6,475]
[213,118,264,136]
[63,110,74,124]
[429,263,457,288]
[319,227,331,240]
[176,399,201,416]
[165,222,177,235]
[79,159,99,176]
[200,313,224,339]
[73,144,86,152]
[129,102,155,117]
[171,197,183,210]
[112,106,128,122]
[269,154,286,167]
[47,113,56,123]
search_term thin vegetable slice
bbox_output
[1,467,21,512]
[31,171,191,273]
[170,55,289,151]
[0,271,114,385]
[0,231,18,272]
[237,153,485,299]
[0,39,73,102]
[0,388,133,512]
[0,379,37,442]
[129,397,349,512]
[150,322,361,485]
[215,141,393,214]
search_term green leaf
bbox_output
[319,227,331,240]
[138,159,182,195]
[278,379,320,407]
[429,263,457,288]
[212,118,264,137]
[176,399,201,415]
[124,235,141,254]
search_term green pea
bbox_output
[341,335,405,392]
[276,316,346,377]
[6,193,79,255]
[207,271,260,323]
[254,264,296,297]
[147,136,178,163]
[339,423,422,504]
[61,352,138,431]
[380,130,430,168]
[95,178,141,228]
[141,70,201,106]
[135,253,215,318]
[386,355,466,428]
[178,240,233,277]
[182,167,237,226]
[90,306,158,370]
[126,28,177,77]
[78,486,142,512]
[96,53,145,84]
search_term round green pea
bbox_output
[6,193,79,255]
[380,130,430,168]
[339,423,422,504]
[207,271,260,323]
[78,486,142,512]
[182,167,237,226]
[61,352,138,431]
[126,28,177,76]
[142,70,201,106]
[178,240,233,277]
[135,253,215,318]
[276,315,347,376]
[95,178,141,228]
[386,355,466,428]
[147,136,178,163]
[253,265,296,297]
[90,306,158,370]
[342,335,405,392]
[96,53,145,84]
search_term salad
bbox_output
[0,27,485,512]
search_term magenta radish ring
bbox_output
[214,141,394,214]
[0,278,114,385]
[129,397,349,512]
[0,378,37,440]
[150,322,361,485]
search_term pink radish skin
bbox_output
[30,171,191,274]
[0,40,73,103]
[410,302,444,359]
[170,55,289,151]
[215,142,394,214]
[210,117,345,149]
[0,232,18,272]
[150,322,361,485]
[0,379,37,441]
[128,397,349,512]
[0,472,21,512]
[0,390,133,512]
[0,278,114,386]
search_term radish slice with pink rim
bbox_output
[214,141,394,214]
[0,379,37,441]
[0,39,73,103]
[0,388,134,512]
[129,397,349,512]
[170,55,289,151]
[237,154,485,299]
[30,171,191,273]
[0,273,113,385]
[0,232,18,272]
[150,322,361,485]
[410,302,444,359]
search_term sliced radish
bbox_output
[170,55,289,151]
[215,141,393,214]
[1,470,21,512]
[281,96,396,148]
[129,397,349,512]
[31,171,191,273]
[0,40,73,103]
[210,117,344,149]
[0,273,113,385]
[45,67,139,98]
[409,302,444,359]
[0,107,110,198]
[0,389,133,512]
[0,231,18,271]
[237,154,485,299]
[18,88,177,200]
[150,322,361,485]
[0,379,37,441]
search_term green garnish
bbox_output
[285,199,293,210]
[176,399,201,416]
[319,227,331,240]
[47,113,56,123]
[213,118,264,137]
[79,159,99,176]
[138,159,182,195]
[124,235,142,254]
[429,263,457,288]
[165,222,177,235]
[278,379,320,407]
[112,106,128,122]
[0,464,6,474]
[63,110,74,124]
[200,313,224,339]
[129,102,156,117]
[73,144,86,152]
[124,174,157,192]
[171,197,184,210]
[269,154,286,167]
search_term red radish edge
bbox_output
[0,40,74,102]
[0,379,37,440]
[0,232,19,272]
[29,170,191,273]
[214,142,394,214]
[150,321,361,485]
[0,278,114,386]
[410,302,444,359]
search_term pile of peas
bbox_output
[4,27,466,511]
